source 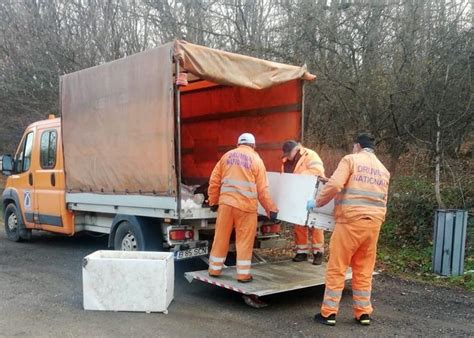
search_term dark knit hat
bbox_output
[281,140,299,158]
[355,132,375,149]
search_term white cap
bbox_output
[237,133,256,145]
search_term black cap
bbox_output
[355,132,375,149]
[281,140,299,158]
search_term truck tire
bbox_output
[4,203,29,242]
[113,219,163,251]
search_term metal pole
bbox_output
[174,60,182,224]
[300,80,305,143]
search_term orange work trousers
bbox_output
[208,204,257,281]
[294,225,324,254]
[321,218,382,319]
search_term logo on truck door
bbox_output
[24,191,32,210]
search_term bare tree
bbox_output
[0,0,472,198]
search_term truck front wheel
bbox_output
[4,203,28,242]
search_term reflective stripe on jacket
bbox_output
[317,149,390,222]
[281,147,325,177]
[208,145,277,213]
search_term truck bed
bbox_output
[66,193,217,220]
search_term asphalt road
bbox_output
[1,225,473,337]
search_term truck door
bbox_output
[33,125,74,234]
[11,119,74,235]
[29,120,73,234]
[33,127,61,227]
[10,128,36,228]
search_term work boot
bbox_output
[356,314,371,326]
[314,313,336,326]
[208,272,220,278]
[312,252,323,265]
[292,253,308,262]
[237,275,253,283]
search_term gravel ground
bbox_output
[0,225,473,337]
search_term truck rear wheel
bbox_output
[4,203,27,242]
[113,219,163,251]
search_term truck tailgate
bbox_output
[185,260,352,297]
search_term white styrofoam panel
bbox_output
[83,250,174,313]
[312,181,336,216]
[258,172,334,228]
[307,212,335,231]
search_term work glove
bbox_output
[210,204,219,212]
[306,199,316,211]
[269,211,278,222]
[318,176,329,183]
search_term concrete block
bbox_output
[82,250,174,313]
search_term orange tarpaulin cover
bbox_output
[175,40,315,89]
[61,41,315,196]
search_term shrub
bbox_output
[382,176,472,247]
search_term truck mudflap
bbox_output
[184,260,352,308]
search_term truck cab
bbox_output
[2,116,74,242]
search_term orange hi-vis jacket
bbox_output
[208,145,277,214]
[281,147,325,177]
[317,149,390,223]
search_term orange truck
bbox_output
[1,41,315,260]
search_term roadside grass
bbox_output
[377,243,474,292]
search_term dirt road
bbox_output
[0,226,473,337]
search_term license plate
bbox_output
[175,247,208,260]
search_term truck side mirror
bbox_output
[1,154,13,176]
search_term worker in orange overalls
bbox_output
[307,133,390,326]
[207,133,278,283]
[281,140,326,265]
